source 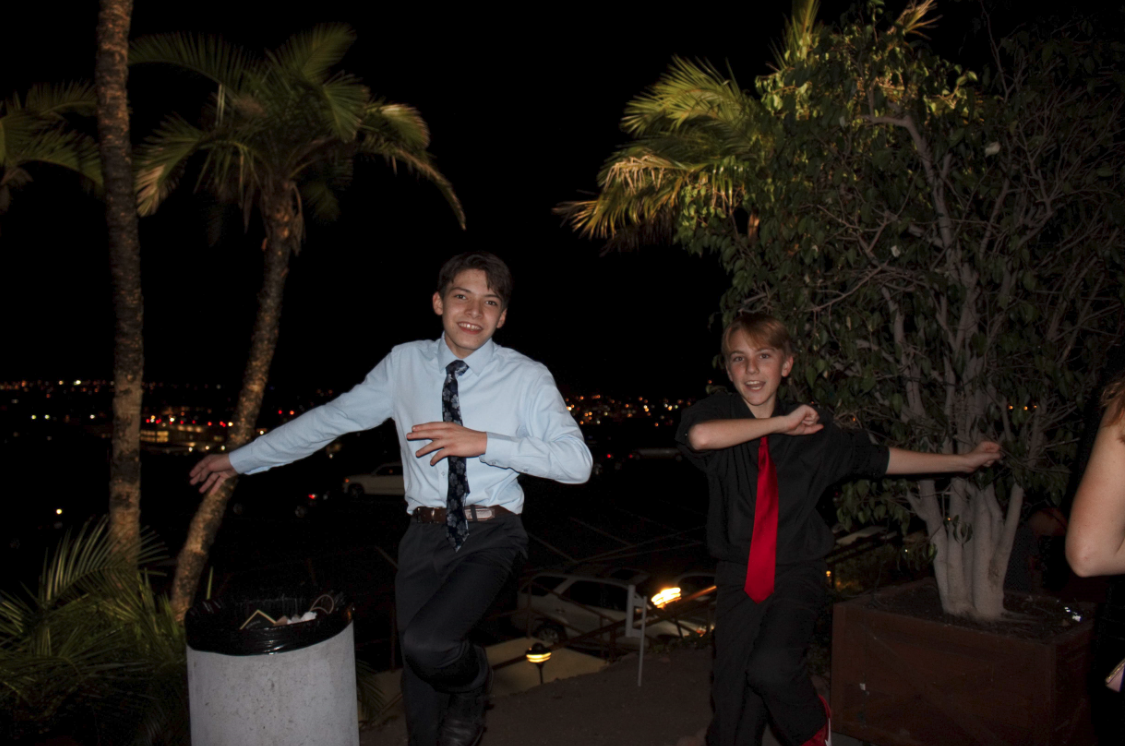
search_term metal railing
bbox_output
[492,582,718,671]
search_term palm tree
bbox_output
[555,0,823,247]
[95,0,146,570]
[0,82,101,220]
[557,56,774,251]
[130,24,466,619]
[0,518,187,744]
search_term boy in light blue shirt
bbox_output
[192,252,592,746]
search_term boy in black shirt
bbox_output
[676,312,1000,746]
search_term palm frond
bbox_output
[135,25,462,238]
[4,126,102,188]
[364,101,431,150]
[355,658,385,725]
[134,114,209,215]
[0,519,185,744]
[22,81,98,119]
[623,57,758,137]
[357,141,465,229]
[0,84,101,210]
[772,0,821,66]
[268,24,356,83]
[896,0,940,37]
[317,74,368,141]
[130,32,254,92]
[300,177,342,223]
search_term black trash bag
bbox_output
[186,592,352,656]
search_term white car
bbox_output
[514,565,713,648]
[343,463,405,497]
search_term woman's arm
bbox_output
[687,405,822,451]
[1067,411,1125,577]
[885,441,1001,475]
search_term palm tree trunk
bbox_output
[170,194,295,620]
[95,0,144,567]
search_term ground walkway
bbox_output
[361,644,863,746]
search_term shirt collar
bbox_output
[436,334,497,375]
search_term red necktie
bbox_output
[744,435,779,602]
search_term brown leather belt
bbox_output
[412,504,514,524]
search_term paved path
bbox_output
[361,647,864,746]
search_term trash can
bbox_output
[185,592,358,746]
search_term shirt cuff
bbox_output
[481,432,517,467]
[228,446,253,475]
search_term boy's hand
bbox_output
[962,441,1002,472]
[408,422,488,465]
[189,453,236,495]
[777,405,824,436]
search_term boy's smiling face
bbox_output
[432,269,507,359]
[724,328,794,418]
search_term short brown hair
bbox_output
[722,312,794,359]
[436,252,513,308]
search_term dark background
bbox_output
[1,0,1080,398]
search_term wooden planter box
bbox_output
[831,580,1095,746]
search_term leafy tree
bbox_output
[130,25,465,620]
[563,0,1125,618]
[95,0,147,570]
[0,82,101,220]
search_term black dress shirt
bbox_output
[676,393,889,573]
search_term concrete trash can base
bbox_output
[185,594,358,746]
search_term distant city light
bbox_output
[55,508,63,515]
[74,380,81,385]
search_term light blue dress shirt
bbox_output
[228,335,592,514]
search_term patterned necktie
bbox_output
[744,435,779,602]
[442,360,470,549]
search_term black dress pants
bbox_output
[708,560,827,746]
[395,513,527,746]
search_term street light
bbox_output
[652,587,681,608]
[525,642,551,685]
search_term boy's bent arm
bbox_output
[479,371,592,484]
[885,441,1001,475]
[1067,411,1125,577]
[687,405,822,451]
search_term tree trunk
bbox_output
[170,195,295,620]
[95,0,144,567]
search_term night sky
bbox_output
[0,0,1093,399]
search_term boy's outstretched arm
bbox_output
[687,405,823,451]
[885,441,1002,475]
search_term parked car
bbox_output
[514,565,712,648]
[343,463,405,497]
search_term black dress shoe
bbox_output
[438,666,493,746]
